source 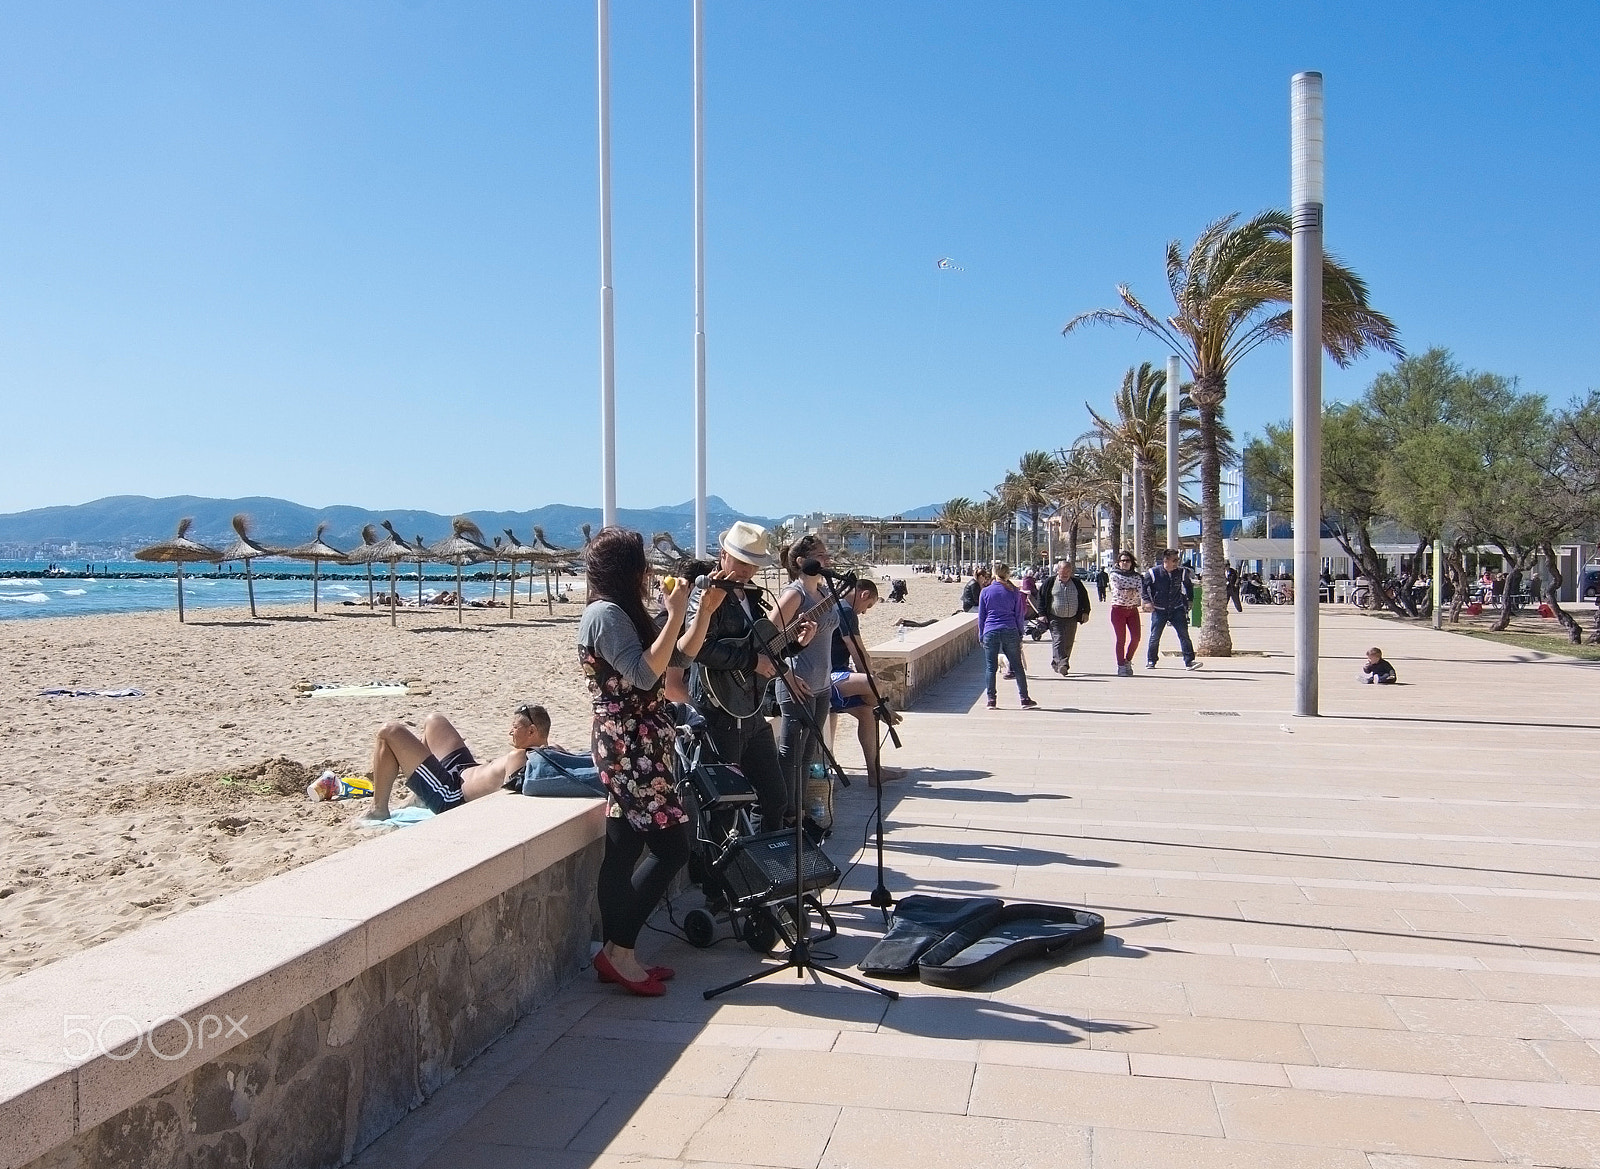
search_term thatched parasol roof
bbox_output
[134,517,224,565]
[343,520,416,564]
[650,531,699,572]
[500,529,541,561]
[282,522,347,564]
[530,525,582,567]
[216,514,276,563]
[428,517,491,564]
[343,523,396,565]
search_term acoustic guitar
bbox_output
[695,588,835,719]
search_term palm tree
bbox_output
[1087,363,1170,566]
[935,497,974,568]
[1064,210,1402,655]
[1003,451,1059,567]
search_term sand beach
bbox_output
[0,567,965,981]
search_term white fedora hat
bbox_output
[721,521,776,567]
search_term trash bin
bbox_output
[1191,582,1202,626]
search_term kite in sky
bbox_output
[935,257,963,271]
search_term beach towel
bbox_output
[296,680,431,699]
[39,688,145,698]
[353,807,436,829]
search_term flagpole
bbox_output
[692,0,708,556]
[598,0,618,527]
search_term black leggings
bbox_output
[778,691,831,808]
[598,817,690,949]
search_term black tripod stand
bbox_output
[808,573,904,917]
[703,612,897,1002]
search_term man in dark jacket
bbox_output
[1142,549,1201,670]
[686,523,791,827]
[1040,560,1092,676]
[960,567,990,612]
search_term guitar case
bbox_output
[915,903,1105,990]
[857,895,1104,988]
[857,895,1004,977]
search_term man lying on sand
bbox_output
[364,703,560,819]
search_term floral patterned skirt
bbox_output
[590,698,688,831]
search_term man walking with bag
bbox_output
[1040,560,1092,676]
[1143,549,1202,671]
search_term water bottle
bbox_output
[896,623,906,642]
[804,760,833,830]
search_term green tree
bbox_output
[1064,210,1402,655]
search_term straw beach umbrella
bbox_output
[134,517,224,622]
[345,521,414,626]
[216,513,278,619]
[282,523,347,613]
[500,529,541,619]
[428,517,491,625]
[531,525,582,614]
[412,535,433,608]
[342,525,383,608]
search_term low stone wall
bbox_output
[1,796,605,1169]
[867,613,979,709]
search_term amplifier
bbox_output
[714,829,840,907]
[685,763,757,809]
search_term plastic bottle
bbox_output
[897,623,906,642]
[804,761,832,830]
[305,769,341,801]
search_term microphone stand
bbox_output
[702,588,896,1003]
[811,572,903,918]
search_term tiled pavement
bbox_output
[354,604,1600,1168]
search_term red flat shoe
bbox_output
[593,951,668,996]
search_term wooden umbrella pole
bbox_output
[245,561,257,618]
[491,560,498,604]
[177,562,186,623]
[455,562,464,625]
[416,562,424,607]
[367,564,375,607]
[508,562,516,618]
[313,559,320,613]
[545,568,553,615]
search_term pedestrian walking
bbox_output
[1142,548,1202,670]
[1094,564,1109,603]
[978,561,1036,710]
[1040,560,1092,676]
[1107,551,1143,676]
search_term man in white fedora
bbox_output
[684,522,794,831]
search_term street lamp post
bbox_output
[1166,355,1181,555]
[691,0,707,555]
[1291,71,1325,717]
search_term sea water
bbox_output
[0,561,568,621]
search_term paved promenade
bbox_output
[355,604,1600,1169]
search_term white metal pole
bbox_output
[1166,355,1181,554]
[1131,456,1144,565]
[598,0,618,527]
[1432,538,1443,630]
[1291,71,1325,717]
[691,0,708,556]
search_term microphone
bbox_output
[799,559,857,586]
[693,575,751,593]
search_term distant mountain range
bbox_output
[0,495,782,559]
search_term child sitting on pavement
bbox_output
[1361,647,1398,684]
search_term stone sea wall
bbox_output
[21,844,601,1169]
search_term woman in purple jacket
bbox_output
[977,561,1037,710]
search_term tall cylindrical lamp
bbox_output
[1166,355,1181,557]
[1291,71,1324,717]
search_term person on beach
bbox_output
[828,578,905,785]
[960,566,990,613]
[978,561,1036,710]
[579,527,727,996]
[1107,551,1144,676]
[773,535,836,828]
[1039,559,1092,676]
[362,703,556,820]
[1142,548,1202,671]
[1361,647,1398,684]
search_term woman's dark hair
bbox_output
[1117,552,1137,569]
[584,527,657,648]
[783,533,826,581]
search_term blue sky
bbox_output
[1,2,1595,521]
